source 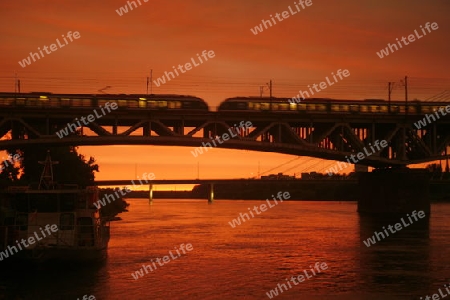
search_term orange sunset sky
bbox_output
[0,1,449,190]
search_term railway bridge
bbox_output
[1,95,449,214]
[0,101,450,167]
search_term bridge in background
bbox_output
[94,178,360,203]
[1,101,450,167]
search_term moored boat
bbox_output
[0,151,110,263]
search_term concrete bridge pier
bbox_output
[208,183,214,204]
[149,184,153,205]
[358,168,430,215]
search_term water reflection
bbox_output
[359,212,431,298]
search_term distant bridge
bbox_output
[1,100,450,167]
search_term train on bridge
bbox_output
[0,92,447,115]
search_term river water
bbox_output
[1,199,449,300]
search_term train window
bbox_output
[139,100,146,108]
[118,100,127,107]
[379,105,388,113]
[260,103,270,110]
[248,102,254,109]
[421,106,433,113]
[0,98,15,106]
[26,98,39,106]
[127,100,138,108]
[369,105,380,112]
[39,96,49,106]
[16,98,26,105]
[289,103,297,110]
[331,104,340,111]
[349,105,359,112]
[407,106,417,113]
[360,105,369,112]
[168,101,177,109]
[71,99,91,107]
[340,105,349,112]
[271,103,278,110]
[306,104,315,110]
[316,104,327,111]
[298,103,307,111]
[147,101,157,108]
[391,105,400,113]
[278,103,288,111]
[158,101,167,108]
[169,101,181,109]
[48,97,59,107]
[61,98,71,106]
[253,103,260,110]
[98,99,110,107]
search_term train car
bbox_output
[217,96,446,116]
[0,92,209,112]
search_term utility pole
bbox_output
[388,82,395,112]
[404,76,408,116]
[150,69,153,94]
[268,79,272,110]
